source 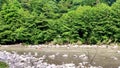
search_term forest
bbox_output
[0,0,119,45]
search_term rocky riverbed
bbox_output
[0,44,120,68]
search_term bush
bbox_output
[0,61,8,68]
[0,0,119,45]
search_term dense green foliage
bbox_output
[0,61,8,68]
[0,0,119,45]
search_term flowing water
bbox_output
[0,45,120,68]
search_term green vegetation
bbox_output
[0,0,119,45]
[0,61,8,68]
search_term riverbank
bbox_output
[0,44,120,68]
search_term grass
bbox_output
[0,61,8,68]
